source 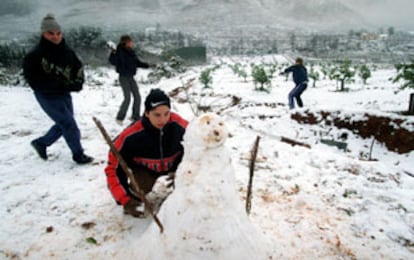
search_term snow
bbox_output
[1,54,413,259]
[122,113,272,259]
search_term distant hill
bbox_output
[74,0,364,32]
[0,0,412,41]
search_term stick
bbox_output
[403,171,414,178]
[92,117,164,233]
[246,136,260,215]
[280,136,311,149]
[239,121,311,149]
[368,137,375,161]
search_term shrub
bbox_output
[329,60,355,91]
[0,43,26,68]
[252,65,271,92]
[199,69,213,88]
[358,64,371,85]
[65,26,104,48]
[308,65,320,87]
[392,62,414,90]
[64,26,107,66]
[146,56,187,84]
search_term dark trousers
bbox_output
[120,167,160,201]
[121,166,174,201]
[288,82,307,109]
[133,168,158,194]
[117,76,141,121]
[34,91,83,156]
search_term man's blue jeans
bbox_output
[288,82,308,109]
[34,91,83,156]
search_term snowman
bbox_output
[126,113,272,259]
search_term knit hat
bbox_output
[144,89,171,111]
[41,13,61,33]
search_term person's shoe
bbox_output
[73,153,94,164]
[31,140,47,160]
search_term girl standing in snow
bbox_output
[108,35,153,125]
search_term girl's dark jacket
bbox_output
[23,37,84,95]
[284,64,308,85]
[108,44,149,77]
[105,112,188,205]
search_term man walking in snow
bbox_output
[280,57,308,109]
[104,89,188,217]
[108,35,153,125]
[23,14,93,164]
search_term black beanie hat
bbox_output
[144,89,171,111]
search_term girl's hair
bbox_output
[119,35,132,46]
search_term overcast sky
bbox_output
[351,0,414,29]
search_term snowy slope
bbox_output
[0,55,413,259]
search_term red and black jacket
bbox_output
[105,112,188,205]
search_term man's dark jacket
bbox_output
[284,64,308,85]
[23,37,84,95]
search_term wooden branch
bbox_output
[246,136,260,215]
[92,117,164,233]
[239,121,311,149]
[168,78,195,97]
[280,136,311,149]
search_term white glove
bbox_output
[145,174,174,213]
[106,40,116,51]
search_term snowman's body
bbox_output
[129,113,271,259]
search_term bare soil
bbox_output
[291,110,414,154]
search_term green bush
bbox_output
[199,69,213,88]
[252,65,271,92]
[228,63,247,81]
[392,62,414,90]
[65,26,104,49]
[358,64,371,85]
[329,60,355,91]
[64,26,107,66]
[0,43,26,68]
[0,68,24,86]
[308,65,320,87]
[146,56,187,84]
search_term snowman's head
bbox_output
[184,113,229,149]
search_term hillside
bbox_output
[2,0,408,41]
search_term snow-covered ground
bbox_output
[0,55,413,259]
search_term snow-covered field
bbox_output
[0,55,413,259]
